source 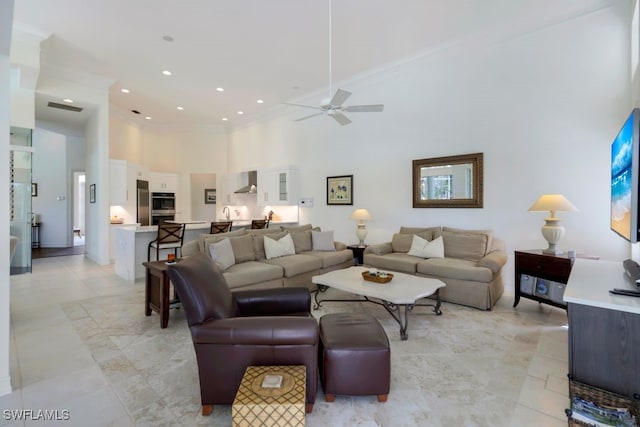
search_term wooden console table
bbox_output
[142,260,181,328]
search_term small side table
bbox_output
[347,244,368,265]
[143,260,181,328]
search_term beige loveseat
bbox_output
[181,224,354,291]
[363,226,507,310]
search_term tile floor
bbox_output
[1,255,570,426]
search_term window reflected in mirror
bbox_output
[412,153,483,208]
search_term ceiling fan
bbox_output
[283,0,384,126]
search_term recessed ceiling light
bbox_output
[162,70,172,76]
[237,111,244,115]
[63,98,74,103]
[216,87,224,92]
[222,117,228,121]
[121,88,130,94]
[257,99,264,104]
[177,106,184,110]
[145,116,152,120]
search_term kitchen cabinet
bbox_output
[110,160,145,211]
[257,168,299,206]
[110,160,128,206]
[149,172,178,193]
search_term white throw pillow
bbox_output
[264,233,296,259]
[407,235,444,259]
[311,230,335,251]
[208,238,236,271]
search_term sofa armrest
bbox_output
[334,241,347,251]
[364,242,393,255]
[477,250,508,273]
[190,316,319,345]
[181,239,200,257]
[234,287,311,316]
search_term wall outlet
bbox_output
[299,197,313,208]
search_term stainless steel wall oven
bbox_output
[151,192,175,225]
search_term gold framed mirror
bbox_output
[412,153,483,208]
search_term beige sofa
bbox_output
[363,226,507,310]
[182,224,354,291]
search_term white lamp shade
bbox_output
[350,209,372,221]
[528,194,577,217]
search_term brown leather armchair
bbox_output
[167,252,319,415]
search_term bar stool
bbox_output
[210,221,232,234]
[147,223,186,261]
[250,219,269,229]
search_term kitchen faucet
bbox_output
[222,206,230,221]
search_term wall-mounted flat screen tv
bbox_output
[611,108,640,243]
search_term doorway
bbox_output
[73,171,85,247]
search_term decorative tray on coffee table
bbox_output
[362,271,393,284]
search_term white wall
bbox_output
[0,0,15,398]
[190,173,216,221]
[228,4,632,290]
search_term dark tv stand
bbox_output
[565,259,640,400]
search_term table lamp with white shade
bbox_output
[350,208,372,246]
[528,194,578,255]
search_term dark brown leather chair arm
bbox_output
[191,316,319,345]
[234,287,311,316]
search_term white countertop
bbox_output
[118,220,298,233]
[564,258,640,314]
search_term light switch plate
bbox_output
[299,197,313,208]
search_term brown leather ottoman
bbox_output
[319,312,390,402]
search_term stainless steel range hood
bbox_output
[234,170,258,194]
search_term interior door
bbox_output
[9,127,34,274]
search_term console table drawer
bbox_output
[515,252,572,283]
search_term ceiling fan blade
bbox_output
[332,112,352,126]
[343,104,384,113]
[327,89,351,108]
[294,112,324,122]
[282,102,325,111]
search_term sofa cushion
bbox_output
[251,230,288,261]
[198,229,247,254]
[417,257,493,283]
[307,249,353,268]
[290,230,313,253]
[223,261,283,289]
[312,230,335,251]
[280,224,314,232]
[228,235,256,263]
[399,226,441,240]
[262,254,322,277]
[439,230,490,261]
[391,231,432,253]
[208,238,235,271]
[407,235,444,259]
[364,252,422,274]
[440,227,493,256]
[264,233,296,259]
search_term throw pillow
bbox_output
[311,230,335,251]
[264,233,296,259]
[407,235,444,259]
[208,238,236,271]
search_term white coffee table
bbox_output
[312,266,445,340]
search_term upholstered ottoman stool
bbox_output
[319,312,390,402]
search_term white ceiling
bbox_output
[11,0,623,131]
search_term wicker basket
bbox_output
[362,271,393,284]
[566,379,640,426]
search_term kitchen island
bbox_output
[114,220,297,282]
